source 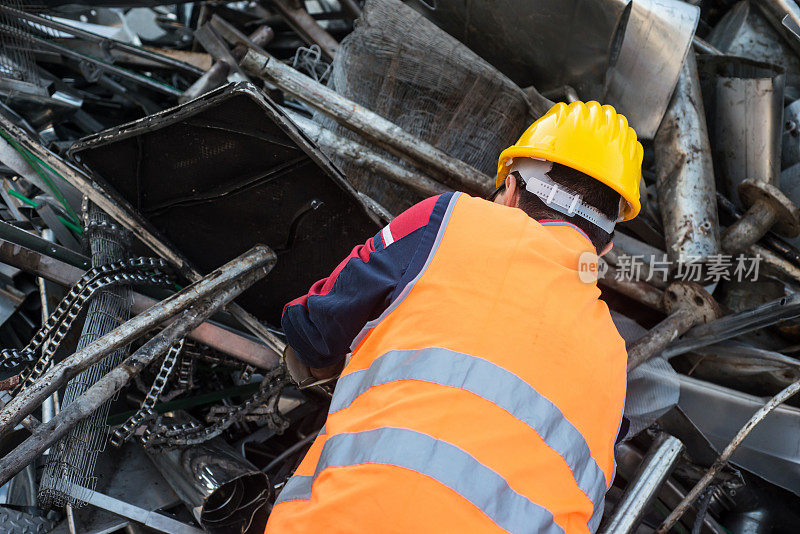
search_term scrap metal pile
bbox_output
[2,0,800,532]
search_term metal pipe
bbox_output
[656,378,800,533]
[0,112,284,355]
[599,434,685,534]
[708,56,784,202]
[0,263,269,487]
[240,48,492,196]
[147,438,270,533]
[627,281,720,372]
[655,52,720,265]
[702,55,800,252]
[287,111,450,197]
[180,25,274,104]
[0,246,276,441]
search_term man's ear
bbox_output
[503,175,518,208]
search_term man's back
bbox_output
[270,193,627,533]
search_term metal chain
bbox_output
[141,365,288,449]
[16,271,173,392]
[109,338,185,447]
[182,341,250,369]
[1,257,166,368]
[0,258,172,391]
[239,364,256,384]
[176,352,194,389]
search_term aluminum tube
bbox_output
[705,56,785,207]
[599,434,684,534]
[655,53,720,265]
[0,246,276,440]
[147,438,269,533]
[604,0,699,139]
[0,268,267,487]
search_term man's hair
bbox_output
[510,162,621,252]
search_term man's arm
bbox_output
[282,193,451,369]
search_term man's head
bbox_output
[493,100,644,254]
[491,159,623,254]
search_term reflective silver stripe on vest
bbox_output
[349,192,461,351]
[330,348,607,531]
[275,427,564,534]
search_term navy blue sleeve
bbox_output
[282,193,453,368]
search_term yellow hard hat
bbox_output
[497,101,643,220]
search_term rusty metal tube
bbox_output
[655,52,720,265]
[240,48,492,195]
[627,308,697,372]
[627,281,721,373]
[287,111,450,197]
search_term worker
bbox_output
[267,100,643,533]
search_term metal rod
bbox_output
[0,111,284,355]
[599,263,665,311]
[0,246,275,441]
[599,434,685,534]
[287,111,450,197]
[627,308,697,372]
[181,25,274,104]
[240,48,492,196]
[626,281,720,372]
[656,379,800,533]
[0,5,203,77]
[271,0,339,59]
[66,484,204,534]
[0,264,268,487]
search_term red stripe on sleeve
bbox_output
[283,236,376,312]
[386,195,439,243]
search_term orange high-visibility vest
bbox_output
[267,193,627,533]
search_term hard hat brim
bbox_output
[497,146,641,221]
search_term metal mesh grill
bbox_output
[38,204,133,509]
[0,1,44,90]
[314,0,531,213]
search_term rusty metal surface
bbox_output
[654,52,720,265]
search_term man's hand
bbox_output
[284,345,344,387]
[310,360,345,380]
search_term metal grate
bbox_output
[0,1,43,91]
[38,204,133,509]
